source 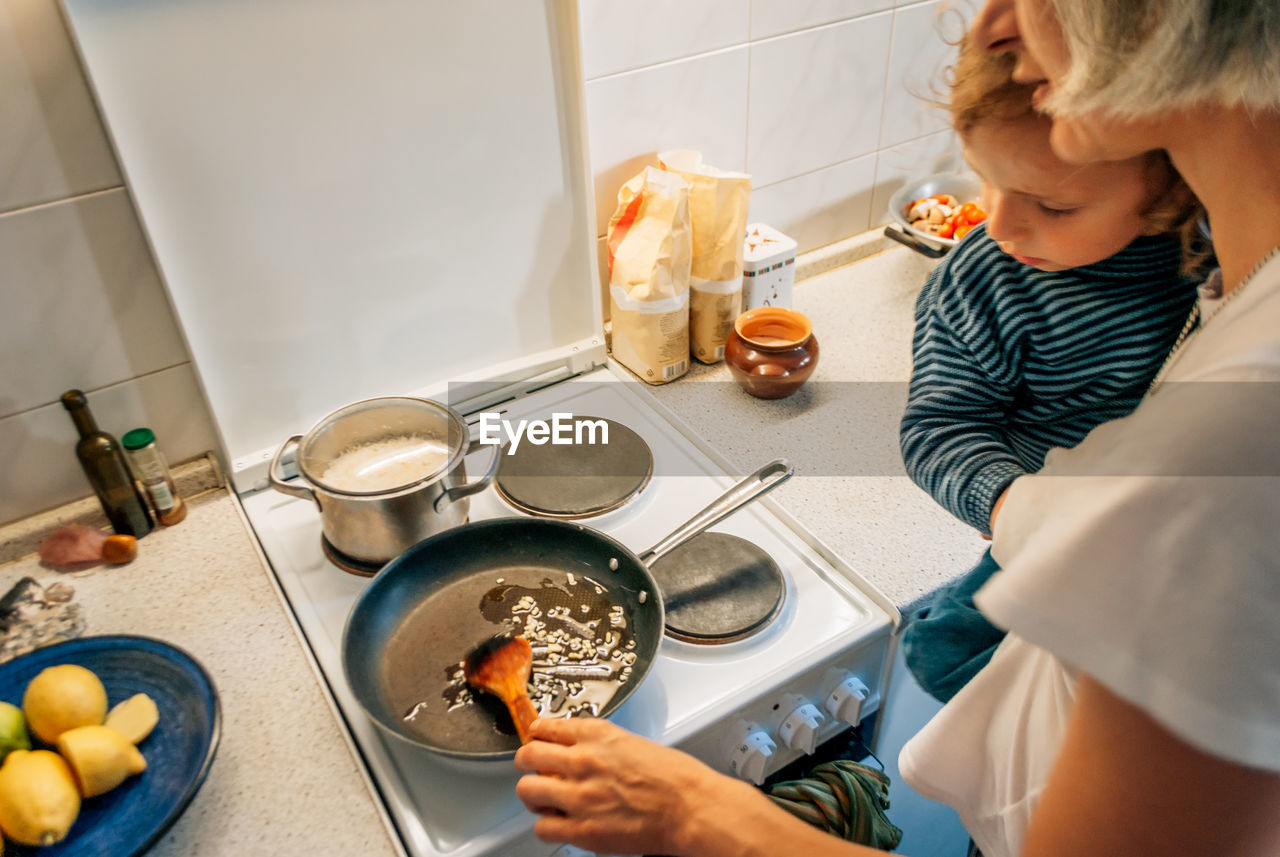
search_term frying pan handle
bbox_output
[267,434,319,508]
[433,436,501,512]
[883,224,949,259]
[637,458,794,565]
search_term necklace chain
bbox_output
[1147,246,1280,395]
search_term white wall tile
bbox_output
[0,0,121,212]
[578,0,748,79]
[0,188,189,418]
[870,129,963,228]
[585,47,749,237]
[878,1,964,148]
[749,154,878,254]
[0,364,219,523]
[751,0,893,39]
[900,0,980,16]
[746,14,893,188]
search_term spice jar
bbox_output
[121,428,187,525]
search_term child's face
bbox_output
[963,114,1162,271]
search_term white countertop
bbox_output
[649,242,987,611]
[0,481,401,857]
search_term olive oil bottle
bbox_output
[61,390,153,538]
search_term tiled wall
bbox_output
[0,0,218,525]
[580,0,966,262]
[0,0,964,525]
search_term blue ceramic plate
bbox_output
[0,635,220,856]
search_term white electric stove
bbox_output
[240,366,894,857]
[60,3,899,854]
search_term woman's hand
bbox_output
[514,717,767,857]
[516,718,894,857]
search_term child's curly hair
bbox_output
[950,38,1209,274]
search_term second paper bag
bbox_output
[659,149,751,364]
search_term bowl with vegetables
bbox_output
[886,172,987,257]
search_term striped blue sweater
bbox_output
[900,223,1197,534]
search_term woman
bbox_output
[513,2,1280,855]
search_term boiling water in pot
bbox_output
[320,436,450,492]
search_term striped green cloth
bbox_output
[765,760,903,850]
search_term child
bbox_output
[899,38,1204,703]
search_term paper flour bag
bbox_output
[607,166,692,385]
[658,149,751,364]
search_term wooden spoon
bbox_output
[463,634,539,743]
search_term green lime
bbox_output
[0,701,32,761]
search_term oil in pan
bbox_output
[432,572,638,738]
[461,574,637,719]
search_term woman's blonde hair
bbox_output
[949,41,1033,134]
[950,35,1207,270]
[1040,0,1280,118]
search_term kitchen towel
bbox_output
[766,759,904,850]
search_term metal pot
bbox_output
[268,396,498,566]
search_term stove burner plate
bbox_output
[321,537,385,578]
[649,532,785,644]
[494,416,652,518]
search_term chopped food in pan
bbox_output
[434,573,641,729]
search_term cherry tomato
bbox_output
[956,202,987,225]
[937,221,956,239]
[954,223,973,240]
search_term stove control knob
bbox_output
[777,700,826,755]
[824,673,870,725]
[725,721,777,785]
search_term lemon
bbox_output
[56,725,146,798]
[0,703,30,762]
[104,693,159,744]
[0,749,80,846]
[22,665,107,745]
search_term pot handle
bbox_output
[268,435,319,508]
[433,437,501,513]
[637,458,794,565]
[883,224,949,259]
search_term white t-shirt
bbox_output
[899,254,1280,857]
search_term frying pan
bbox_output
[342,458,793,760]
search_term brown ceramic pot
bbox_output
[724,307,819,399]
